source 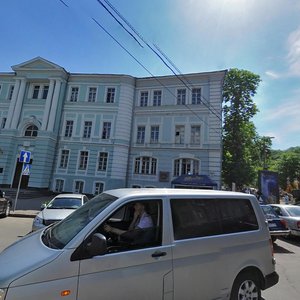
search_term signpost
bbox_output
[13,150,31,211]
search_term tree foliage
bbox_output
[269,147,300,189]
[222,68,261,189]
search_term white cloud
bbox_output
[265,70,280,79]
[286,27,300,76]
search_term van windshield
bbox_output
[42,193,117,249]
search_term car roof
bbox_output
[54,193,84,199]
[104,188,254,199]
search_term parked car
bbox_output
[32,193,89,231]
[270,204,300,237]
[0,190,11,218]
[260,204,290,241]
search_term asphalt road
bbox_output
[1,216,300,299]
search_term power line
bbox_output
[96,0,222,122]
[57,0,222,135]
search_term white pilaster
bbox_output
[47,79,62,132]
[11,79,27,129]
[5,79,21,129]
[41,79,55,130]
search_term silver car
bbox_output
[270,204,300,237]
[32,193,89,231]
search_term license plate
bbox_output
[269,223,277,228]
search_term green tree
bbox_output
[222,68,261,190]
[271,149,300,189]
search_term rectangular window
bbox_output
[134,157,157,175]
[64,120,74,137]
[42,85,49,99]
[32,85,40,99]
[106,88,115,103]
[192,88,201,104]
[191,125,201,144]
[70,87,79,102]
[175,125,184,144]
[136,126,145,144]
[173,158,199,176]
[8,85,14,100]
[102,122,111,139]
[55,179,64,193]
[75,181,84,193]
[98,152,108,171]
[83,121,92,138]
[1,117,6,129]
[79,151,89,170]
[59,149,69,169]
[88,87,97,102]
[171,198,258,240]
[150,125,159,143]
[153,90,162,106]
[140,91,148,107]
[177,89,186,105]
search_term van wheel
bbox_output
[230,271,261,300]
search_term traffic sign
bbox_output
[22,163,31,176]
[19,150,31,163]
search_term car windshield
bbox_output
[42,193,117,249]
[261,205,278,218]
[47,197,83,209]
[285,206,300,217]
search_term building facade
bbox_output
[0,57,226,195]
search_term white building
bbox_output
[0,57,226,195]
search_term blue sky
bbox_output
[1,0,300,150]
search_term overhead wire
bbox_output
[97,0,222,122]
[57,0,222,135]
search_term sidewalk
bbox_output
[9,210,39,218]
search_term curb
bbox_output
[9,210,39,218]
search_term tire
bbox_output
[230,271,261,300]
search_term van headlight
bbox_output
[0,288,7,300]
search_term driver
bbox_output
[104,202,153,238]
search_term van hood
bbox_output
[0,230,62,288]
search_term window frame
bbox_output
[83,121,93,138]
[59,149,70,169]
[192,88,201,105]
[64,120,74,138]
[136,126,146,144]
[24,125,38,137]
[140,91,149,107]
[106,87,116,103]
[153,90,162,106]
[177,89,186,105]
[97,151,108,172]
[134,156,157,175]
[87,87,97,102]
[102,122,111,140]
[70,87,79,102]
[79,150,89,170]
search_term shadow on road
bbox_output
[273,242,294,254]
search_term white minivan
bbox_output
[0,188,278,300]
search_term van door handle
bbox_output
[152,251,167,258]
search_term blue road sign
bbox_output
[22,163,31,175]
[19,150,31,163]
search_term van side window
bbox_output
[171,198,258,240]
[98,199,162,253]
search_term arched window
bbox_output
[24,125,38,137]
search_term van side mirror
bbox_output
[40,203,47,210]
[87,233,107,257]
